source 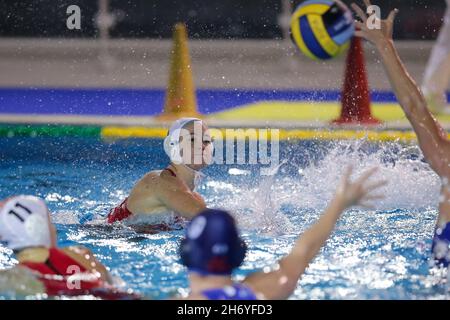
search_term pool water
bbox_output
[0,136,448,300]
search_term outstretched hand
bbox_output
[352,0,398,46]
[335,166,387,209]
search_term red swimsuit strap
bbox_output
[46,248,88,275]
[163,168,177,177]
[107,198,132,223]
[118,197,128,207]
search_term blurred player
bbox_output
[0,195,140,299]
[352,0,450,266]
[422,0,450,114]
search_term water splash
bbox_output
[286,140,439,210]
[214,140,439,236]
[1,138,446,299]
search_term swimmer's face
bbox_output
[179,121,213,170]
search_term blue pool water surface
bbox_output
[0,136,448,299]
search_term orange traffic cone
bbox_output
[157,23,201,120]
[333,37,380,125]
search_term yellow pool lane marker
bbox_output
[101,126,436,142]
[100,100,450,142]
[101,127,168,139]
[277,130,420,141]
[211,101,450,123]
[212,102,406,121]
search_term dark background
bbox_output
[0,0,447,39]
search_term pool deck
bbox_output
[1,39,449,141]
[2,100,450,142]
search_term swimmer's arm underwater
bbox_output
[244,167,386,300]
[353,1,450,177]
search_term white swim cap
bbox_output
[163,117,203,164]
[0,195,52,250]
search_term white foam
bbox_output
[214,140,440,235]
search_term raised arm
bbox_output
[244,167,386,300]
[353,0,450,176]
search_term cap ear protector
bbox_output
[163,118,201,164]
[163,129,184,164]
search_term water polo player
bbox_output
[107,117,213,231]
[0,195,140,299]
[177,166,386,300]
[352,0,450,267]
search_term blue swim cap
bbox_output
[179,209,247,275]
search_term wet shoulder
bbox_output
[156,169,181,185]
[137,170,182,193]
[140,170,166,185]
[61,246,93,261]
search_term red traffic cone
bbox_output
[333,37,381,125]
